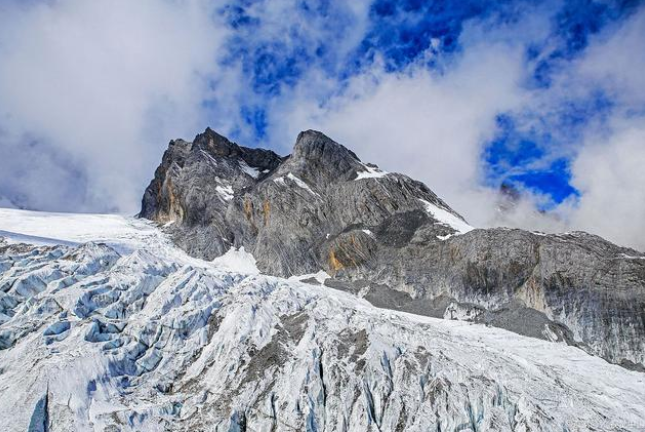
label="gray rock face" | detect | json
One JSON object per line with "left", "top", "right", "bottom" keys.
{"left": 141, "top": 128, "right": 645, "bottom": 368}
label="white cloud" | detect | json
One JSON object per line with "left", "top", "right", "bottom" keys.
{"left": 211, "top": 0, "right": 373, "bottom": 146}
{"left": 0, "top": 0, "right": 227, "bottom": 212}
{"left": 577, "top": 8, "right": 645, "bottom": 107}
{"left": 569, "top": 119, "right": 645, "bottom": 249}
{"left": 556, "top": 7, "right": 645, "bottom": 250}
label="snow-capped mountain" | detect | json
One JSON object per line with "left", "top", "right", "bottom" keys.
{"left": 140, "top": 128, "right": 645, "bottom": 370}
{"left": 1, "top": 208, "right": 644, "bottom": 431}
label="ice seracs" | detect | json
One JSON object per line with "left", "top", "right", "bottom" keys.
{"left": 0, "top": 208, "right": 644, "bottom": 431}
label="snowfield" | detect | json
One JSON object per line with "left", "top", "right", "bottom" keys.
{"left": 0, "top": 208, "right": 644, "bottom": 431}
{"left": 0, "top": 208, "right": 169, "bottom": 254}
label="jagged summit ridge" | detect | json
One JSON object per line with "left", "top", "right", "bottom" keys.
{"left": 193, "top": 127, "right": 284, "bottom": 171}
{"left": 141, "top": 127, "right": 466, "bottom": 261}
{"left": 140, "top": 128, "right": 645, "bottom": 370}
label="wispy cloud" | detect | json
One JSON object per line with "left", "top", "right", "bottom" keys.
{"left": 564, "top": 8, "right": 645, "bottom": 248}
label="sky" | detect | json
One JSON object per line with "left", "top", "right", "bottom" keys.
{"left": 0, "top": 0, "right": 644, "bottom": 250}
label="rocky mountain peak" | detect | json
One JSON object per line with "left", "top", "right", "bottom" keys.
{"left": 192, "top": 127, "right": 236, "bottom": 155}
{"left": 284, "top": 129, "right": 364, "bottom": 186}
{"left": 292, "top": 129, "right": 361, "bottom": 162}
{"left": 191, "top": 127, "right": 284, "bottom": 172}
{"left": 140, "top": 127, "right": 645, "bottom": 370}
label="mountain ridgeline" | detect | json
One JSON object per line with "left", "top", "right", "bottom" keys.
{"left": 141, "top": 128, "right": 645, "bottom": 369}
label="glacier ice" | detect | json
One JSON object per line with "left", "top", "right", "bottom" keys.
{"left": 0, "top": 209, "right": 644, "bottom": 431}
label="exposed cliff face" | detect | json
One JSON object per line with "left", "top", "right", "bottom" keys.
{"left": 141, "top": 128, "right": 645, "bottom": 368}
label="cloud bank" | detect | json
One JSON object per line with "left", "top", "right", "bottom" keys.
{"left": 0, "top": 0, "right": 227, "bottom": 211}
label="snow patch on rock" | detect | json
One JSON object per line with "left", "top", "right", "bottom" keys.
{"left": 419, "top": 199, "right": 473, "bottom": 234}
{"left": 215, "top": 185, "right": 234, "bottom": 201}
{"left": 286, "top": 173, "right": 319, "bottom": 196}
{"left": 211, "top": 246, "right": 259, "bottom": 274}
{"left": 288, "top": 270, "right": 330, "bottom": 284}
{"left": 355, "top": 164, "right": 388, "bottom": 180}
{"left": 239, "top": 160, "right": 261, "bottom": 179}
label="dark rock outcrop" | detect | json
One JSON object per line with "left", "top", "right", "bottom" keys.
{"left": 141, "top": 128, "right": 645, "bottom": 368}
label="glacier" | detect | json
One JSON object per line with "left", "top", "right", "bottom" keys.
{"left": 0, "top": 208, "right": 644, "bottom": 431}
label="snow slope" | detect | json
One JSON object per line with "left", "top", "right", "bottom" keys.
{"left": 0, "top": 209, "right": 644, "bottom": 431}
{"left": 0, "top": 208, "right": 168, "bottom": 254}
{"left": 418, "top": 198, "right": 473, "bottom": 235}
